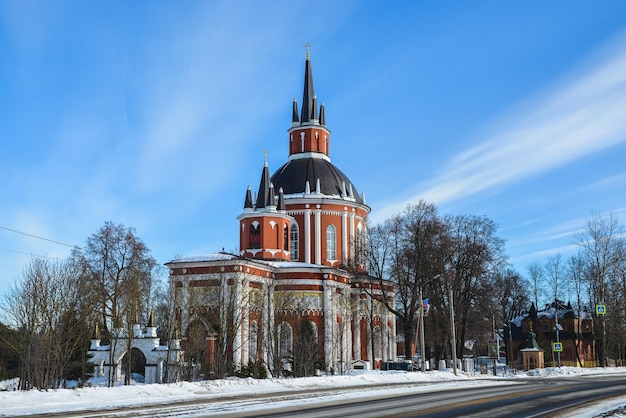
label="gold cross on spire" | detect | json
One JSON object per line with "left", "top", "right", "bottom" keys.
{"left": 305, "top": 42, "right": 311, "bottom": 59}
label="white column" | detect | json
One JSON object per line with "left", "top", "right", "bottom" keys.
{"left": 391, "top": 307, "right": 397, "bottom": 360}
{"left": 382, "top": 306, "right": 389, "bottom": 361}
{"left": 240, "top": 278, "right": 250, "bottom": 364}
{"left": 344, "top": 294, "right": 353, "bottom": 369}
{"left": 261, "top": 283, "right": 270, "bottom": 365}
{"left": 349, "top": 213, "right": 356, "bottom": 262}
{"left": 315, "top": 207, "right": 322, "bottom": 265}
{"left": 342, "top": 212, "right": 348, "bottom": 265}
{"left": 324, "top": 283, "right": 333, "bottom": 369}
{"left": 232, "top": 276, "right": 243, "bottom": 364}
{"left": 181, "top": 279, "right": 190, "bottom": 334}
{"left": 353, "top": 297, "right": 361, "bottom": 361}
{"left": 304, "top": 209, "right": 311, "bottom": 264}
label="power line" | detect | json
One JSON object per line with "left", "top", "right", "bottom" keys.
{"left": 0, "top": 226, "right": 77, "bottom": 248}
{"left": 0, "top": 247, "right": 51, "bottom": 259}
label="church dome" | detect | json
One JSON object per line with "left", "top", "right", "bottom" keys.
{"left": 271, "top": 156, "right": 364, "bottom": 204}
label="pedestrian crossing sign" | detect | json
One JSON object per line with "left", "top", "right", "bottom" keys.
{"left": 552, "top": 342, "right": 563, "bottom": 352}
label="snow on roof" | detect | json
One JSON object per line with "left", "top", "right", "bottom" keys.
{"left": 166, "top": 253, "right": 337, "bottom": 271}
{"left": 167, "top": 253, "right": 239, "bottom": 264}
{"left": 256, "top": 260, "right": 334, "bottom": 269}
{"left": 510, "top": 305, "right": 593, "bottom": 326}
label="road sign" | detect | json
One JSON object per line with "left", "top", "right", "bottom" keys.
{"left": 553, "top": 342, "right": 563, "bottom": 352}
{"left": 488, "top": 343, "right": 498, "bottom": 358}
{"left": 596, "top": 304, "right": 607, "bottom": 315}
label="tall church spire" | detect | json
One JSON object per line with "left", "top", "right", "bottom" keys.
{"left": 255, "top": 152, "right": 272, "bottom": 209}
{"left": 300, "top": 43, "right": 317, "bottom": 124}
{"left": 287, "top": 45, "right": 331, "bottom": 159}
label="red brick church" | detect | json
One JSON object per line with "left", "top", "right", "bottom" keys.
{"left": 166, "top": 51, "right": 396, "bottom": 376}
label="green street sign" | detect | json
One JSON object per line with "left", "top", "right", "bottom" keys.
{"left": 596, "top": 304, "right": 607, "bottom": 315}
{"left": 488, "top": 342, "right": 498, "bottom": 358}
{"left": 553, "top": 342, "right": 563, "bottom": 352}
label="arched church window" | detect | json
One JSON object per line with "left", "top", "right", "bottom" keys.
{"left": 278, "top": 322, "right": 293, "bottom": 358}
{"left": 290, "top": 223, "right": 299, "bottom": 260}
{"left": 283, "top": 224, "right": 289, "bottom": 250}
{"left": 355, "top": 222, "right": 366, "bottom": 266}
{"left": 249, "top": 222, "right": 260, "bottom": 249}
{"left": 326, "top": 224, "right": 336, "bottom": 260}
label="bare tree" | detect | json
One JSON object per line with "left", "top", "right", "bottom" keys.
{"left": 177, "top": 269, "right": 253, "bottom": 380}
{"left": 261, "top": 284, "right": 284, "bottom": 377}
{"left": 366, "top": 202, "right": 446, "bottom": 359}
{"left": 292, "top": 316, "right": 320, "bottom": 377}
{"left": 151, "top": 265, "right": 182, "bottom": 382}
{"left": 545, "top": 255, "right": 565, "bottom": 305}
{"left": 526, "top": 262, "right": 544, "bottom": 309}
{"left": 567, "top": 253, "right": 590, "bottom": 366}
{"left": 363, "top": 201, "right": 508, "bottom": 367}
{"left": 70, "top": 222, "right": 156, "bottom": 386}
{"left": 2, "top": 258, "right": 96, "bottom": 390}
{"left": 443, "top": 213, "right": 506, "bottom": 362}
{"left": 575, "top": 211, "right": 624, "bottom": 366}
{"left": 491, "top": 268, "right": 529, "bottom": 316}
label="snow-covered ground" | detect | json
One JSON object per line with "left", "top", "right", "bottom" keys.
{"left": 1, "top": 367, "right": 625, "bottom": 417}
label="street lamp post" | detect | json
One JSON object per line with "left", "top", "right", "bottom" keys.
{"left": 418, "top": 274, "right": 441, "bottom": 373}
{"left": 449, "top": 286, "right": 458, "bottom": 376}
{"left": 419, "top": 286, "right": 426, "bottom": 372}
{"left": 504, "top": 322, "right": 515, "bottom": 372}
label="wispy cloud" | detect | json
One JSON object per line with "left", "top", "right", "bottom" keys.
{"left": 586, "top": 172, "right": 626, "bottom": 191}
{"left": 374, "top": 33, "right": 626, "bottom": 223}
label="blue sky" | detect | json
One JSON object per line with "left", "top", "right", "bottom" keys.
{"left": 1, "top": 1, "right": 626, "bottom": 295}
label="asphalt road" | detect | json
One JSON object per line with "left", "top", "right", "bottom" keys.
{"left": 246, "top": 375, "right": 626, "bottom": 418}
{"left": 22, "top": 374, "right": 626, "bottom": 418}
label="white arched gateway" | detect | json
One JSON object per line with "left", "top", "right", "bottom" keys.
{"left": 89, "top": 314, "right": 182, "bottom": 384}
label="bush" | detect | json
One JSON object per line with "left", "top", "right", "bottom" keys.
{"left": 236, "top": 360, "right": 267, "bottom": 379}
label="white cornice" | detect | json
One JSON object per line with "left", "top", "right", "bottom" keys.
{"left": 282, "top": 197, "right": 371, "bottom": 214}
{"left": 287, "top": 152, "right": 331, "bottom": 163}
{"left": 236, "top": 211, "right": 294, "bottom": 221}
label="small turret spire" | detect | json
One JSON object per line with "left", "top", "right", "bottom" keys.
{"left": 255, "top": 154, "right": 272, "bottom": 209}
{"left": 292, "top": 99, "right": 299, "bottom": 125}
{"left": 311, "top": 96, "right": 319, "bottom": 121}
{"left": 148, "top": 308, "right": 156, "bottom": 328}
{"left": 269, "top": 182, "right": 276, "bottom": 207}
{"left": 244, "top": 185, "right": 254, "bottom": 209}
{"left": 278, "top": 187, "right": 285, "bottom": 211}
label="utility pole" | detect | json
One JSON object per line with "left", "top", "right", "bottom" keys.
{"left": 555, "top": 304, "right": 562, "bottom": 368}
{"left": 449, "top": 286, "right": 457, "bottom": 375}
{"left": 419, "top": 286, "right": 426, "bottom": 372}
{"left": 505, "top": 322, "right": 513, "bottom": 369}
{"left": 418, "top": 274, "right": 441, "bottom": 372}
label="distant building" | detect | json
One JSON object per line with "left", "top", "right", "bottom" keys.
{"left": 507, "top": 300, "right": 595, "bottom": 368}
{"left": 165, "top": 51, "right": 396, "bottom": 376}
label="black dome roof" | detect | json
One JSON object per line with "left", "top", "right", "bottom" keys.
{"left": 270, "top": 157, "right": 363, "bottom": 204}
